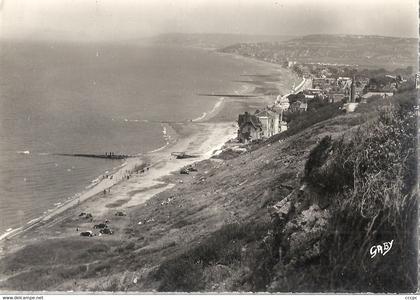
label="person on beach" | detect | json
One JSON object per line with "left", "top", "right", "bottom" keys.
{"left": 103, "top": 189, "right": 106, "bottom": 195}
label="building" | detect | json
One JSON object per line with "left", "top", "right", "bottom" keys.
{"left": 279, "top": 121, "right": 288, "bottom": 132}
{"left": 349, "top": 77, "right": 356, "bottom": 102}
{"left": 275, "top": 95, "right": 290, "bottom": 111}
{"left": 299, "top": 102, "right": 308, "bottom": 112}
{"left": 255, "top": 109, "right": 280, "bottom": 138}
{"left": 329, "top": 93, "right": 345, "bottom": 103}
{"left": 237, "top": 112, "right": 263, "bottom": 143}
{"left": 302, "top": 89, "right": 323, "bottom": 100}
{"left": 312, "top": 77, "right": 336, "bottom": 90}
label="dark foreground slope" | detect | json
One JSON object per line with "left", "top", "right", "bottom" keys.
{"left": 0, "top": 91, "right": 417, "bottom": 292}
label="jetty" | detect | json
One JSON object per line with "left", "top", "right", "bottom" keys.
{"left": 198, "top": 93, "right": 258, "bottom": 98}
{"left": 54, "top": 153, "right": 133, "bottom": 160}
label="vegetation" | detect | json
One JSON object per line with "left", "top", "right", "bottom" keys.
{"left": 267, "top": 102, "right": 344, "bottom": 143}
{"left": 154, "top": 222, "right": 275, "bottom": 292}
{"left": 0, "top": 238, "right": 116, "bottom": 290}
{"left": 167, "top": 90, "right": 418, "bottom": 293}
{"left": 300, "top": 90, "right": 417, "bottom": 292}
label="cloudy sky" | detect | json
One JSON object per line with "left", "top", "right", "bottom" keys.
{"left": 0, "top": 0, "right": 417, "bottom": 41}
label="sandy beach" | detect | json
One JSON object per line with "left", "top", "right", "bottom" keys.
{"left": 0, "top": 117, "right": 237, "bottom": 245}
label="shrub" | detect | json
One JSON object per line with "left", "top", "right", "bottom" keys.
{"left": 267, "top": 103, "right": 343, "bottom": 143}
{"left": 302, "top": 92, "right": 417, "bottom": 292}
{"left": 154, "top": 222, "right": 272, "bottom": 292}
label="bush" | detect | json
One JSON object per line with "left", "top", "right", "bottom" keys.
{"left": 302, "top": 92, "right": 417, "bottom": 292}
{"left": 267, "top": 103, "right": 343, "bottom": 143}
{"left": 154, "top": 222, "right": 272, "bottom": 292}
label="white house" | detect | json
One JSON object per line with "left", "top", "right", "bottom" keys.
{"left": 255, "top": 109, "right": 280, "bottom": 138}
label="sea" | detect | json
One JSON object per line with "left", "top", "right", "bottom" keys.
{"left": 0, "top": 40, "right": 276, "bottom": 234}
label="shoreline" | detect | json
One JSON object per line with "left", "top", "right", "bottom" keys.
{"left": 0, "top": 88, "right": 226, "bottom": 242}
{"left": 0, "top": 49, "right": 296, "bottom": 257}
{"left": 0, "top": 82, "right": 239, "bottom": 246}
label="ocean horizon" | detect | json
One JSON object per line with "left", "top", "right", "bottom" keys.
{"left": 0, "top": 40, "right": 279, "bottom": 234}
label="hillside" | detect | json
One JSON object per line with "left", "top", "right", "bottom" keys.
{"left": 142, "top": 33, "right": 295, "bottom": 49}
{"left": 1, "top": 88, "right": 416, "bottom": 292}
{"left": 220, "top": 34, "right": 418, "bottom": 70}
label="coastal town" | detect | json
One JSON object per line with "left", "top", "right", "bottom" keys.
{"left": 236, "top": 62, "right": 414, "bottom": 143}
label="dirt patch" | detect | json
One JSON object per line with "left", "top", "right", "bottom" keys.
{"left": 105, "top": 199, "right": 130, "bottom": 208}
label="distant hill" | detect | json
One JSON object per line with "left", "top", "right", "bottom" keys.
{"left": 143, "top": 33, "right": 295, "bottom": 49}
{"left": 220, "top": 34, "right": 418, "bottom": 70}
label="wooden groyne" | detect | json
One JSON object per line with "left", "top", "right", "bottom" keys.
{"left": 55, "top": 153, "right": 134, "bottom": 160}
{"left": 198, "top": 93, "right": 258, "bottom": 98}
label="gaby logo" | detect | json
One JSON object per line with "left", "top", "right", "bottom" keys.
{"left": 370, "top": 240, "right": 394, "bottom": 259}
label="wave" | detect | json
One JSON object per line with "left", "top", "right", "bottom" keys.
{"left": 145, "top": 122, "right": 174, "bottom": 154}
{"left": 121, "top": 117, "right": 149, "bottom": 123}
{"left": 0, "top": 227, "right": 22, "bottom": 241}
{"left": 193, "top": 97, "right": 224, "bottom": 122}
{"left": 27, "top": 217, "right": 41, "bottom": 225}
{"left": 38, "top": 152, "right": 51, "bottom": 156}
{"left": 17, "top": 150, "right": 30, "bottom": 155}
{"left": 192, "top": 112, "right": 207, "bottom": 122}
{"left": 148, "top": 143, "right": 169, "bottom": 154}
{"left": 85, "top": 177, "right": 101, "bottom": 189}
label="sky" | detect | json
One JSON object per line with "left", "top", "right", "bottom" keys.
{"left": 0, "top": 0, "right": 418, "bottom": 41}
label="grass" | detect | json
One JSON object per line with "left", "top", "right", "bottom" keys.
{"left": 0, "top": 238, "right": 118, "bottom": 290}
{"left": 3, "top": 265, "right": 88, "bottom": 291}
{"left": 153, "top": 221, "right": 274, "bottom": 292}
{"left": 298, "top": 90, "right": 418, "bottom": 292}
{"left": 0, "top": 238, "right": 113, "bottom": 274}
{"left": 267, "top": 103, "right": 344, "bottom": 143}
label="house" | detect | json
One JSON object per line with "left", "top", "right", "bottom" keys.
{"left": 275, "top": 95, "right": 290, "bottom": 111}
{"left": 299, "top": 102, "right": 308, "bottom": 112}
{"left": 415, "top": 73, "right": 420, "bottom": 89}
{"left": 302, "top": 89, "right": 323, "bottom": 100}
{"left": 289, "top": 100, "right": 308, "bottom": 112}
{"left": 345, "top": 78, "right": 356, "bottom": 103}
{"left": 255, "top": 109, "right": 280, "bottom": 138}
{"left": 279, "top": 121, "right": 288, "bottom": 132}
{"left": 312, "top": 77, "right": 336, "bottom": 90}
{"left": 237, "top": 112, "right": 263, "bottom": 143}
{"left": 329, "top": 93, "right": 345, "bottom": 103}
{"left": 290, "top": 100, "right": 302, "bottom": 112}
